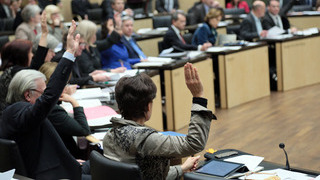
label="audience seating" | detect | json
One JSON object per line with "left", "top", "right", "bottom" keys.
{"left": 0, "top": 138, "right": 27, "bottom": 176}
{"left": 90, "top": 150, "right": 143, "bottom": 180}
{"left": 152, "top": 15, "right": 172, "bottom": 29}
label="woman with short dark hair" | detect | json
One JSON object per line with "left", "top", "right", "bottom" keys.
{"left": 103, "top": 63, "right": 216, "bottom": 179}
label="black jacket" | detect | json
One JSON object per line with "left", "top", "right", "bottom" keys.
{"left": 239, "top": 13, "right": 260, "bottom": 41}
{"left": 162, "top": 26, "right": 197, "bottom": 51}
{"left": 0, "top": 56, "right": 81, "bottom": 179}
{"left": 262, "top": 12, "right": 291, "bottom": 33}
{"left": 156, "top": 0, "right": 179, "bottom": 13}
{"left": 188, "top": 3, "right": 206, "bottom": 25}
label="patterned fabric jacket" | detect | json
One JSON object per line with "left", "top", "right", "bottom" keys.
{"left": 103, "top": 103, "right": 215, "bottom": 180}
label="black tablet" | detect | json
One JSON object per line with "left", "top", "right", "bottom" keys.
{"left": 196, "top": 159, "right": 244, "bottom": 177}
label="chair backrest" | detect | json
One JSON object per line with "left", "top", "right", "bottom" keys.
{"left": 182, "top": 33, "right": 193, "bottom": 44}
{"left": 0, "top": 36, "right": 9, "bottom": 50}
{"left": 224, "top": 8, "right": 246, "bottom": 15}
{"left": 90, "top": 150, "right": 143, "bottom": 180}
{"left": 152, "top": 15, "right": 172, "bottom": 29}
{"left": 87, "top": 8, "right": 103, "bottom": 23}
{"left": 292, "top": 5, "right": 313, "bottom": 12}
{"left": 158, "top": 41, "right": 164, "bottom": 54}
{"left": 0, "top": 138, "right": 27, "bottom": 176}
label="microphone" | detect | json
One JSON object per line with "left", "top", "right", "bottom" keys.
{"left": 279, "top": 143, "right": 291, "bottom": 170}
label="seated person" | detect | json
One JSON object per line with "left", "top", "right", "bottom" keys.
{"left": 0, "top": 21, "right": 90, "bottom": 179}
{"left": 262, "top": 0, "right": 297, "bottom": 34}
{"left": 239, "top": 0, "right": 268, "bottom": 41}
{"left": 15, "top": 4, "right": 41, "bottom": 43}
{"left": 226, "top": 0, "right": 250, "bottom": 13}
{"left": 44, "top": 5, "right": 68, "bottom": 43}
{"left": 188, "top": 0, "right": 220, "bottom": 25}
{"left": 162, "top": 11, "right": 212, "bottom": 51}
{"left": 34, "top": 33, "right": 60, "bottom": 62}
{"left": 101, "top": 0, "right": 133, "bottom": 21}
{"left": 192, "top": 8, "right": 223, "bottom": 46}
{"left": 103, "top": 63, "right": 216, "bottom": 179}
{"left": 0, "top": 11, "right": 48, "bottom": 117}
{"left": 101, "top": 16, "right": 145, "bottom": 69}
{"left": 76, "top": 20, "right": 126, "bottom": 77}
{"left": 156, "top": 0, "right": 179, "bottom": 13}
{"left": 71, "top": 0, "right": 93, "bottom": 20}
{"left": 39, "top": 62, "right": 91, "bottom": 159}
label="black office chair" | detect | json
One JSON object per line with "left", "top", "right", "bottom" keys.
{"left": 224, "top": 8, "right": 246, "bottom": 15}
{"left": 87, "top": 8, "right": 103, "bottom": 23}
{"left": 152, "top": 15, "right": 172, "bottom": 29}
{"left": 226, "top": 24, "right": 241, "bottom": 38}
{"left": 292, "top": 5, "right": 313, "bottom": 11}
{"left": 0, "top": 138, "right": 27, "bottom": 176}
{"left": 90, "top": 150, "right": 143, "bottom": 180}
{"left": 158, "top": 41, "right": 164, "bottom": 54}
{"left": 183, "top": 33, "right": 193, "bottom": 44}
{"left": 0, "top": 35, "right": 9, "bottom": 50}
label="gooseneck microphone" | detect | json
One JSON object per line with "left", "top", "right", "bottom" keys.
{"left": 279, "top": 143, "right": 291, "bottom": 170}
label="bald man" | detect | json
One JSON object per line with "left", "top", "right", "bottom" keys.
{"left": 240, "top": 0, "right": 268, "bottom": 41}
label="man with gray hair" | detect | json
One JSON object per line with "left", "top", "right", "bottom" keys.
{"left": 15, "top": 4, "right": 41, "bottom": 42}
{"left": 240, "top": 0, "right": 268, "bottom": 41}
{"left": 0, "top": 21, "right": 90, "bottom": 179}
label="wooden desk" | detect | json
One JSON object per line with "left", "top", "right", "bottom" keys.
{"left": 288, "top": 14, "right": 320, "bottom": 29}
{"left": 208, "top": 43, "right": 270, "bottom": 108}
{"left": 136, "top": 55, "right": 215, "bottom": 131}
{"left": 265, "top": 34, "right": 320, "bottom": 91}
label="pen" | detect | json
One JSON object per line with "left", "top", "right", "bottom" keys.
{"left": 118, "top": 59, "right": 124, "bottom": 67}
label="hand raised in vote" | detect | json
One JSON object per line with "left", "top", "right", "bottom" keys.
{"left": 66, "top": 20, "right": 80, "bottom": 55}
{"left": 184, "top": 63, "right": 203, "bottom": 98}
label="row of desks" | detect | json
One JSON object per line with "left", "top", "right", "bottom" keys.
{"left": 142, "top": 33, "right": 320, "bottom": 131}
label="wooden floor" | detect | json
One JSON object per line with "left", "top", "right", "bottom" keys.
{"left": 177, "top": 83, "right": 320, "bottom": 172}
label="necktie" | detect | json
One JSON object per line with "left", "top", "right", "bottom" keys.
{"left": 180, "top": 33, "right": 186, "bottom": 44}
{"left": 129, "top": 39, "right": 147, "bottom": 59}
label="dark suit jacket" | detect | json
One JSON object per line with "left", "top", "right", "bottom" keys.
{"left": 262, "top": 12, "right": 291, "bottom": 33}
{"left": 0, "top": 57, "right": 82, "bottom": 179}
{"left": 162, "top": 26, "right": 197, "bottom": 51}
{"left": 71, "top": 0, "right": 92, "bottom": 19}
{"left": 120, "top": 36, "right": 142, "bottom": 59}
{"left": 0, "top": 4, "right": 11, "bottom": 19}
{"left": 156, "top": 0, "right": 179, "bottom": 13}
{"left": 188, "top": 3, "right": 206, "bottom": 25}
{"left": 239, "top": 13, "right": 260, "bottom": 41}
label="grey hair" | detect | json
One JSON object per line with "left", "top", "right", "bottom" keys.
{"left": 21, "top": 4, "right": 41, "bottom": 22}
{"left": 171, "top": 11, "right": 186, "bottom": 21}
{"left": 6, "top": 69, "right": 46, "bottom": 104}
{"left": 121, "top": 16, "right": 134, "bottom": 23}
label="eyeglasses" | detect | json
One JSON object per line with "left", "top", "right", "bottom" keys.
{"left": 30, "top": 89, "right": 44, "bottom": 95}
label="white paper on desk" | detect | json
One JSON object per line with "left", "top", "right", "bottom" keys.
{"left": 206, "top": 46, "right": 242, "bottom": 52}
{"left": 187, "top": 51, "right": 204, "bottom": 59}
{"left": 0, "top": 169, "right": 15, "bottom": 180}
{"left": 239, "top": 168, "right": 312, "bottom": 180}
{"left": 148, "top": 57, "right": 173, "bottom": 63}
{"left": 91, "top": 132, "right": 107, "bottom": 140}
{"left": 72, "top": 88, "right": 110, "bottom": 100}
{"left": 103, "top": 72, "right": 121, "bottom": 81}
{"left": 88, "top": 114, "right": 121, "bottom": 127}
{"left": 267, "top": 26, "right": 285, "bottom": 38}
{"left": 303, "top": 11, "right": 320, "bottom": 15}
{"left": 159, "top": 47, "right": 174, "bottom": 56}
{"left": 266, "top": 34, "right": 294, "bottom": 40}
{"left": 61, "top": 99, "right": 102, "bottom": 112}
{"left": 295, "top": 27, "right": 319, "bottom": 36}
{"left": 137, "top": 28, "right": 152, "bottom": 34}
{"left": 134, "top": 62, "right": 165, "bottom": 67}
{"left": 224, "top": 155, "right": 264, "bottom": 171}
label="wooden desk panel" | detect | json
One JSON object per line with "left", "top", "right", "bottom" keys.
{"left": 288, "top": 16, "right": 320, "bottom": 29}
{"left": 134, "top": 18, "right": 153, "bottom": 30}
{"left": 137, "top": 37, "right": 163, "bottom": 57}
{"left": 219, "top": 46, "right": 270, "bottom": 108}
{"left": 165, "top": 58, "right": 215, "bottom": 130}
{"left": 276, "top": 35, "right": 320, "bottom": 91}
{"left": 145, "top": 74, "right": 164, "bottom": 131}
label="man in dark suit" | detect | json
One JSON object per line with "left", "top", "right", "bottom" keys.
{"left": 188, "top": 0, "right": 220, "bottom": 25}
{"left": 156, "top": 0, "right": 179, "bottom": 13}
{"left": 0, "top": 0, "right": 12, "bottom": 18}
{"left": 262, "top": 0, "right": 297, "bottom": 34}
{"left": 0, "top": 21, "right": 90, "bottom": 179}
{"left": 162, "top": 12, "right": 211, "bottom": 51}
{"left": 120, "top": 16, "right": 147, "bottom": 60}
{"left": 239, "top": 0, "right": 268, "bottom": 41}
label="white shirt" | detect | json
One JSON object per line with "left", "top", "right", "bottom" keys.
{"left": 171, "top": 25, "right": 202, "bottom": 51}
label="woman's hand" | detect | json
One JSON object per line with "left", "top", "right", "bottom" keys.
{"left": 39, "top": 11, "right": 48, "bottom": 47}
{"left": 184, "top": 63, "right": 204, "bottom": 98}
{"left": 66, "top": 20, "right": 80, "bottom": 55}
{"left": 181, "top": 155, "right": 201, "bottom": 173}
{"left": 110, "top": 67, "right": 126, "bottom": 73}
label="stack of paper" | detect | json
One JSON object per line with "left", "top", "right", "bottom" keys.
{"left": 224, "top": 155, "right": 264, "bottom": 171}
{"left": 148, "top": 57, "right": 173, "bottom": 63}
{"left": 295, "top": 28, "right": 319, "bottom": 36}
{"left": 103, "top": 69, "right": 142, "bottom": 81}
{"left": 267, "top": 26, "right": 286, "bottom": 38}
{"left": 72, "top": 88, "right": 110, "bottom": 101}
{"left": 83, "top": 106, "right": 121, "bottom": 127}
{"left": 239, "top": 168, "right": 314, "bottom": 180}
{"left": 206, "top": 46, "right": 242, "bottom": 53}
{"left": 61, "top": 99, "right": 102, "bottom": 112}
{"left": 134, "top": 58, "right": 174, "bottom": 67}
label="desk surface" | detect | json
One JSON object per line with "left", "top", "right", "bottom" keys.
{"left": 262, "top": 33, "right": 320, "bottom": 43}
{"left": 206, "top": 42, "right": 267, "bottom": 55}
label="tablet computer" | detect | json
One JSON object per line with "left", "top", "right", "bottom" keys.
{"left": 196, "top": 159, "right": 244, "bottom": 177}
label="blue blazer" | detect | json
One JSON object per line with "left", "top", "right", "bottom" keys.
{"left": 100, "top": 43, "right": 140, "bottom": 70}
{"left": 192, "top": 23, "right": 217, "bottom": 46}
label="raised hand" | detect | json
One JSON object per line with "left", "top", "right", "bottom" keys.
{"left": 41, "top": 11, "right": 48, "bottom": 35}
{"left": 184, "top": 63, "right": 204, "bottom": 97}
{"left": 66, "top": 20, "right": 80, "bottom": 55}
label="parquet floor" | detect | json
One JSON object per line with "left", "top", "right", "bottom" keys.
{"left": 177, "top": 83, "right": 320, "bottom": 172}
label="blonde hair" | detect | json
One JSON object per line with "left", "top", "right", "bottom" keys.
{"left": 44, "top": 5, "right": 64, "bottom": 25}
{"left": 39, "top": 62, "right": 58, "bottom": 84}
{"left": 77, "top": 20, "right": 97, "bottom": 47}
{"left": 204, "top": 8, "right": 223, "bottom": 22}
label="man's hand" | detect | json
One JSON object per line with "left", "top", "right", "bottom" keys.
{"left": 290, "top": 27, "right": 298, "bottom": 34}
{"left": 200, "top": 42, "right": 212, "bottom": 51}
{"left": 110, "top": 67, "right": 126, "bottom": 73}
{"left": 184, "top": 63, "right": 203, "bottom": 97}
{"left": 66, "top": 20, "right": 80, "bottom": 55}
{"left": 181, "top": 155, "right": 201, "bottom": 173}
{"left": 92, "top": 73, "right": 110, "bottom": 82}
{"left": 107, "top": 18, "right": 114, "bottom": 34}
{"left": 260, "top": 30, "right": 268, "bottom": 38}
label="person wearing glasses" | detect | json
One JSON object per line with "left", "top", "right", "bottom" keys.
{"left": 192, "top": 8, "right": 223, "bottom": 46}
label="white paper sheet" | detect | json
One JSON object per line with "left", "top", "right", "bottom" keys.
{"left": 147, "top": 57, "right": 173, "bottom": 63}
{"left": 88, "top": 114, "right": 121, "bottom": 127}
{"left": 206, "top": 46, "right": 242, "bottom": 53}
{"left": 239, "top": 168, "right": 313, "bottom": 180}
{"left": 91, "top": 132, "right": 107, "bottom": 140}
{"left": 72, "top": 88, "right": 110, "bottom": 101}
{"left": 267, "top": 26, "right": 286, "bottom": 38}
{"left": 61, "top": 99, "right": 102, "bottom": 112}
{"left": 224, "top": 155, "right": 264, "bottom": 171}
{"left": 0, "top": 169, "right": 15, "bottom": 180}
